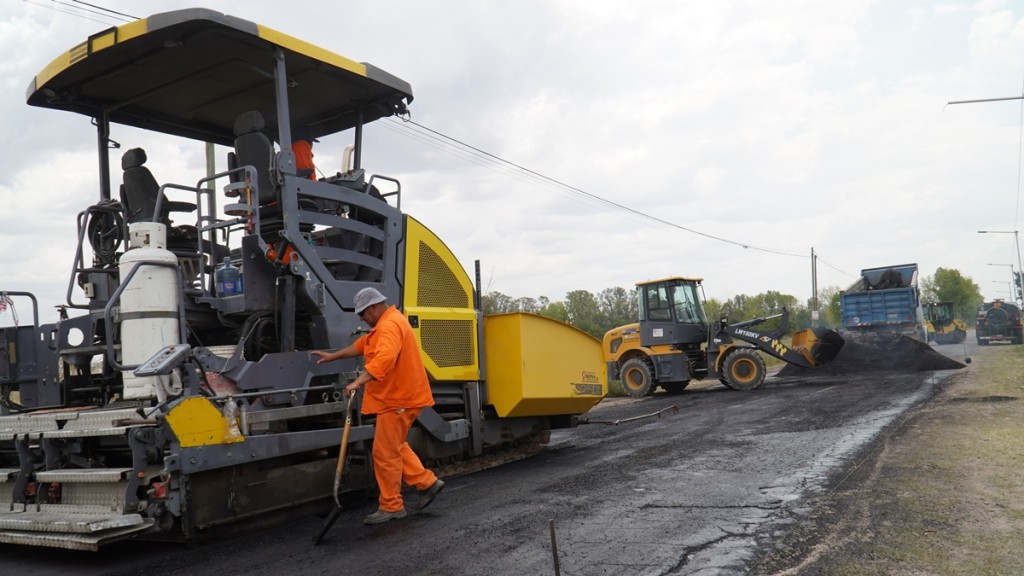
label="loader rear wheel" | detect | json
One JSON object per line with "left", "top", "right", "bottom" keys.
{"left": 721, "top": 349, "right": 766, "bottom": 391}
{"left": 619, "top": 358, "right": 655, "bottom": 398}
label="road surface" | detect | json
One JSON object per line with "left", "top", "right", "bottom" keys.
{"left": 1, "top": 342, "right": 971, "bottom": 575}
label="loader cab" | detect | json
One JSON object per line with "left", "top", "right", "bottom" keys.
{"left": 636, "top": 277, "right": 708, "bottom": 349}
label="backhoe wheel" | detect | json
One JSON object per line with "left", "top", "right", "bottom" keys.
{"left": 953, "top": 328, "right": 966, "bottom": 344}
{"left": 619, "top": 358, "right": 655, "bottom": 398}
{"left": 721, "top": 349, "right": 766, "bottom": 391}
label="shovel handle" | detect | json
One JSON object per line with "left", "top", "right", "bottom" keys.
{"left": 332, "top": 389, "right": 357, "bottom": 506}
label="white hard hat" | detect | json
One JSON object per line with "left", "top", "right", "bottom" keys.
{"left": 354, "top": 287, "right": 387, "bottom": 314}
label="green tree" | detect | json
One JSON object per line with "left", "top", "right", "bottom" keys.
{"left": 537, "top": 296, "right": 569, "bottom": 323}
{"left": 810, "top": 285, "right": 842, "bottom": 328}
{"left": 597, "top": 286, "right": 637, "bottom": 329}
{"left": 704, "top": 297, "right": 724, "bottom": 324}
{"left": 920, "top": 268, "right": 983, "bottom": 327}
{"left": 481, "top": 291, "right": 514, "bottom": 315}
{"left": 563, "top": 290, "right": 605, "bottom": 338}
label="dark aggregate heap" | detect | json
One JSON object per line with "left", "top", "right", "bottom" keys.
{"left": 778, "top": 332, "right": 965, "bottom": 377}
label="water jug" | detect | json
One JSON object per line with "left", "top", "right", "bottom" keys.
{"left": 215, "top": 257, "right": 243, "bottom": 296}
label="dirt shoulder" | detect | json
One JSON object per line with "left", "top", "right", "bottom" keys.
{"left": 752, "top": 343, "right": 1024, "bottom": 575}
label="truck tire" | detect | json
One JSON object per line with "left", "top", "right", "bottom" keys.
{"left": 720, "top": 349, "right": 766, "bottom": 391}
{"left": 619, "top": 358, "right": 655, "bottom": 398}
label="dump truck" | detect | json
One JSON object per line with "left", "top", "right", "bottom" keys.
{"left": 839, "top": 264, "right": 927, "bottom": 342}
{"left": 0, "top": 9, "right": 605, "bottom": 550}
{"left": 923, "top": 301, "right": 968, "bottom": 344}
{"left": 602, "top": 277, "right": 845, "bottom": 398}
{"left": 975, "top": 300, "right": 1023, "bottom": 345}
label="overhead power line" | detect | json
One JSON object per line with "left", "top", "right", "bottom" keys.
{"left": 21, "top": 0, "right": 135, "bottom": 25}
{"left": 387, "top": 117, "right": 810, "bottom": 258}
{"left": 71, "top": 0, "right": 136, "bottom": 20}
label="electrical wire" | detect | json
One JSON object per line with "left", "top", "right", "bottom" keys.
{"left": 386, "top": 117, "right": 810, "bottom": 258}
{"left": 71, "top": 0, "right": 136, "bottom": 20}
{"left": 21, "top": 0, "right": 119, "bottom": 25}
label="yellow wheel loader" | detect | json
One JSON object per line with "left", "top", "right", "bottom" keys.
{"left": 603, "top": 277, "right": 844, "bottom": 398}
{"left": 923, "top": 301, "right": 967, "bottom": 345}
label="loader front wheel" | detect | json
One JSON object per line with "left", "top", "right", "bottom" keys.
{"left": 721, "top": 349, "right": 766, "bottom": 391}
{"left": 619, "top": 358, "right": 655, "bottom": 398}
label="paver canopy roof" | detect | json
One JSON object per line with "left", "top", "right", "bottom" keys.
{"left": 26, "top": 8, "right": 414, "bottom": 146}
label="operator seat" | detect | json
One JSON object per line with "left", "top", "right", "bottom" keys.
{"left": 232, "top": 110, "right": 276, "bottom": 205}
{"left": 120, "top": 148, "right": 196, "bottom": 226}
{"left": 120, "top": 148, "right": 205, "bottom": 284}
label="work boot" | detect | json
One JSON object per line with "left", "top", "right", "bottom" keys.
{"left": 415, "top": 479, "right": 445, "bottom": 511}
{"left": 363, "top": 509, "right": 406, "bottom": 524}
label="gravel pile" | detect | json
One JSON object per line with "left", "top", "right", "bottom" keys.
{"left": 779, "top": 332, "right": 966, "bottom": 376}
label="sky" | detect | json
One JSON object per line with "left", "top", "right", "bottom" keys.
{"left": 2, "top": 0, "right": 1024, "bottom": 325}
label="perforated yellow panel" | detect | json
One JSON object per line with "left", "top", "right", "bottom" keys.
{"left": 420, "top": 319, "right": 475, "bottom": 367}
{"left": 417, "top": 243, "right": 470, "bottom": 308}
{"left": 403, "top": 216, "right": 479, "bottom": 381}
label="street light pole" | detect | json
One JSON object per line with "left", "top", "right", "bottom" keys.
{"left": 987, "top": 263, "right": 1016, "bottom": 303}
{"left": 978, "top": 230, "right": 1024, "bottom": 305}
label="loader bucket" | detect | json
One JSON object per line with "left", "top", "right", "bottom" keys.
{"left": 791, "top": 327, "right": 846, "bottom": 367}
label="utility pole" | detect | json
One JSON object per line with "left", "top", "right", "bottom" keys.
{"left": 811, "top": 247, "right": 819, "bottom": 327}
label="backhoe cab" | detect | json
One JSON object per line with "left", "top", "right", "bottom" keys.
{"left": 603, "top": 277, "right": 844, "bottom": 398}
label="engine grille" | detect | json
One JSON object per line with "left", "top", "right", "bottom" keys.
{"left": 417, "top": 242, "right": 469, "bottom": 308}
{"left": 420, "top": 319, "right": 474, "bottom": 367}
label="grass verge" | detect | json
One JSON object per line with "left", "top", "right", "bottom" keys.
{"left": 761, "top": 344, "right": 1024, "bottom": 575}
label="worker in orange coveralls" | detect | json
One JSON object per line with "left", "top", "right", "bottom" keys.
{"left": 291, "top": 138, "right": 316, "bottom": 180}
{"left": 312, "top": 287, "right": 445, "bottom": 524}
{"left": 290, "top": 126, "right": 317, "bottom": 180}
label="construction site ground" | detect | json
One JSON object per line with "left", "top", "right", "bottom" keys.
{"left": 754, "top": 334, "right": 1024, "bottom": 575}
{"left": 3, "top": 333, "right": 1020, "bottom": 575}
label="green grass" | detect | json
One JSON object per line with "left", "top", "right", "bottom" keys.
{"left": 799, "top": 344, "right": 1024, "bottom": 575}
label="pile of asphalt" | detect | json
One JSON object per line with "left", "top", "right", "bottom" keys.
{"left": 778, "top": 332, "right": 966, "bottom": 376}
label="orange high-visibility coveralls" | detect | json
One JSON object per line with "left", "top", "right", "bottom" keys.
{"left": 291, "top": 139, "right": 316, "bottom": 180}
{"left": 355, "top": 305, "right": 438, "bottom": 512}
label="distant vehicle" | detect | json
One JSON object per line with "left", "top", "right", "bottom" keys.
{"left": 975, "top": 300, "right": 1023, "bottom": 345}
{"left": 923, "top": 301, "right": 968, "bottom": 344}
{"left": 840, "top": 263, "right": 927, "bottom": 343}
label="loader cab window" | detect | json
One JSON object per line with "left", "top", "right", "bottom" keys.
{"left": 642, "top": 285, "right": 673, "bottom": 321}
{"left": 671, "top": 283, "right": 706, "bottom": 324}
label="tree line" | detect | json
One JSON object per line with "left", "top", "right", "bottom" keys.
{"left": 482, "top": 267, "right": 984, "bottom": 339}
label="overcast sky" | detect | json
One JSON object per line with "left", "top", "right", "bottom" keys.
{"left": 3, "top": 0, "right": 1024, "bottom": 325}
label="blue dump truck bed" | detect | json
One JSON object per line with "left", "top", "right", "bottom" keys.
{"left": 841, "top": 289, "right": 918, "bottom": 327}
{"left": 839, "top": 263, "right": 926, "bottom": 341}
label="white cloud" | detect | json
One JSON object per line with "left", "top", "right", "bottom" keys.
{"left": 2, "top": 0, "right": 1024, "bottom": 327}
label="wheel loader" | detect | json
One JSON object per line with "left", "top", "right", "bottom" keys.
{"left": 922, "top": 301, "right": 968, "bottom": 345}
{"left": 0, "top": 9, "right": 605, "bottom": 550}
{"left": 603, "top": 277, "right": 844, "bottom": 398}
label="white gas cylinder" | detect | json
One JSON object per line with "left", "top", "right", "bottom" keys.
{"left": 118, "top": 222, "right": 181, "bottom": 400}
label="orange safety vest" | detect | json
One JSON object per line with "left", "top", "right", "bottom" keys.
{"left": 354, "top": 306, "right": 434, "bottom": 414}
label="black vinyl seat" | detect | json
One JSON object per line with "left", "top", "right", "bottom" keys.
{"left": 232, "top": 111, "right": 276, "bottom": 205}
{"left": 120, "top": 148, "right": 196, "bottom": 226}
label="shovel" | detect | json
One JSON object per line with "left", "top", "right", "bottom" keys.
{"left": 313, "top": 389, "right": 356, "bottom": 545}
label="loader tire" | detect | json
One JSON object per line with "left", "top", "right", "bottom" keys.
{"left": 721, "top": 349, "right": 766, "bottom": 391}
{"left": 619, "top": 358, "right": 655, "bottom": 398}
{"left": 952, "top": 328, "right": 966, "bottom": 344}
